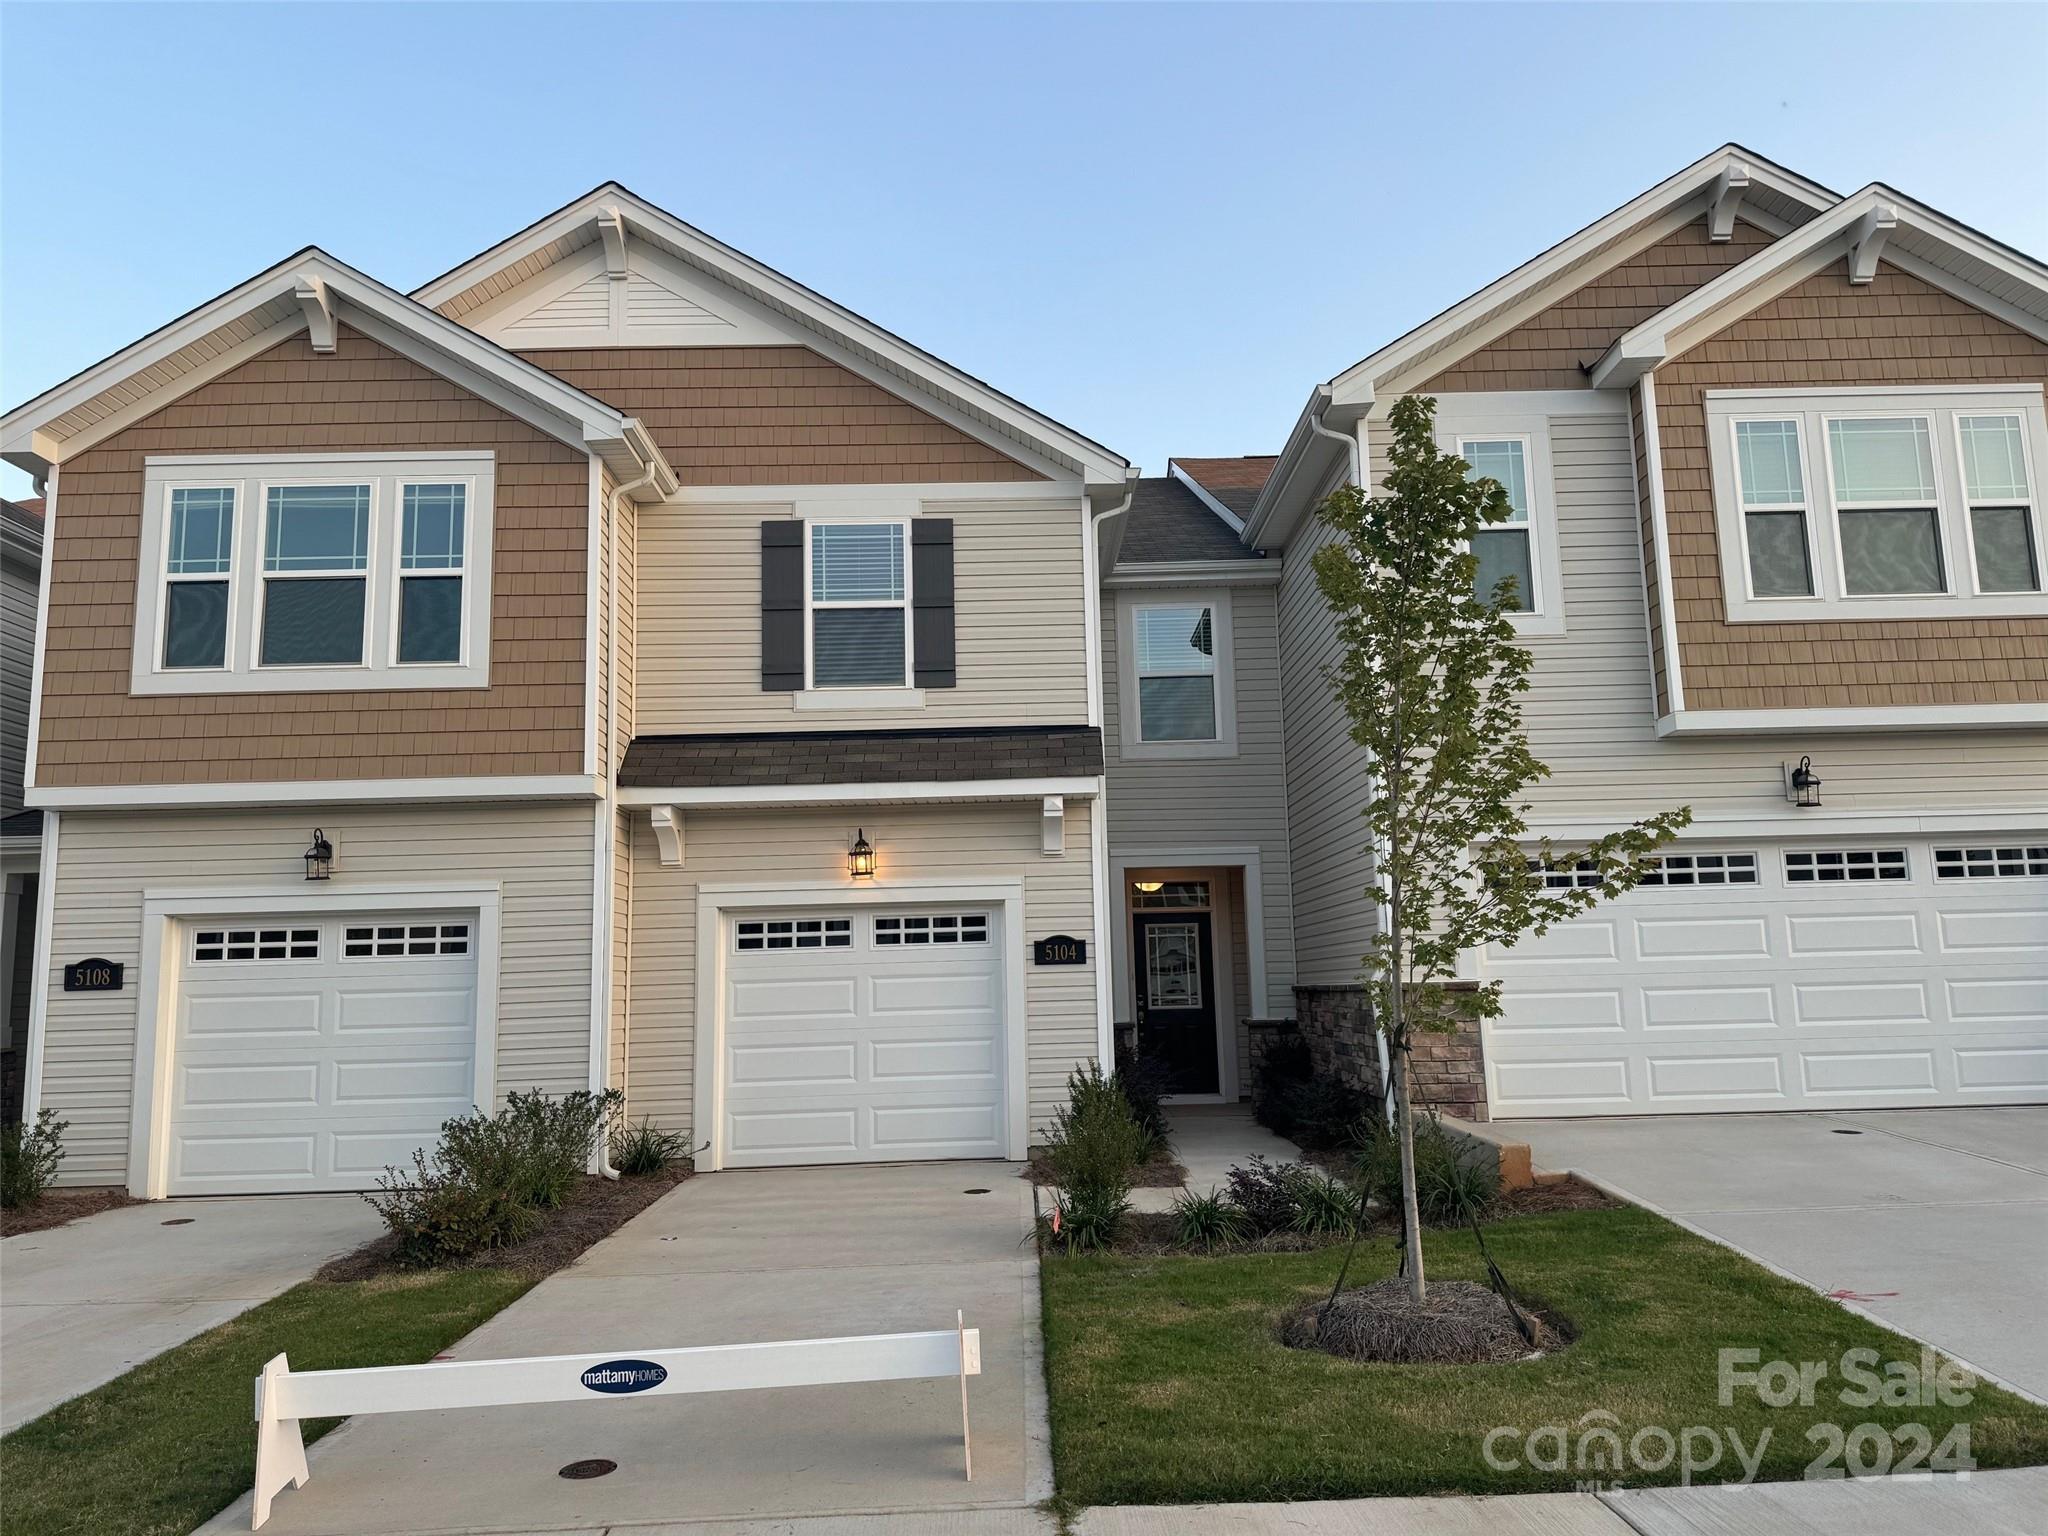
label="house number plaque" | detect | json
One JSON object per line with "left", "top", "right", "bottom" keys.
{"left": 1033, "top": 935, "right": 1087, "bottom": 966}
{"left": 63, "top": 958, "right": 125, "bottom": 993}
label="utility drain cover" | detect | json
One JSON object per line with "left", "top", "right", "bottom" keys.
{"left": 559, "top": 1459, "right": 617, "bottom": 1480}
{"left": 1832, "top": 1129, "right": 1865, "bottom": 1136}
{"left": 963, "top": 1188, "right": 991, "bottom": 1195}
{"left": 161, "top": 1218, "right": 195, "bottom": 1226}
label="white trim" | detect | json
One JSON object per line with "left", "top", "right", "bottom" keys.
{"left": 20, "top": 810, "right": 57, "bottom": 1119}
{"left": 617, "top": 777, "right": 1102, "bottom": 809}
{"left": 690, "top": 878, "right": 1030, "bottom": 1171}
{"left": 23, "top": 463, "right": 55, "bottom": 793}
{"left": 794, "top": 687, "right": 926, "bottom": 712}
{"left": 1704, "top": 387, "right": 2048, "bottom": 621}
{"left": 674, "top": 481, "right": 1085, "bottom": 507}
{"left": 588, "top": 799, "right": 612, "bottom": 1125}
{"left": 1656, "top": 703, "right": 2048, "bottom": 735}
{"left": 1639, "top": 374, "right": 1687, "bottom": 713}
{"left": 124, "top": 880, "right": 503, "bottom": 1198}
{"left": 1104, "top": 561, "right": 1280, "bottom": 588}
{"left": 410, "top": 186, "right": 1128, "bottom": 488}
{"left": 1165, "top": 463, "right": 1248, "bottom": 534}
{"left": 29, "top": 775, "right": 601, "bottom": 810}
{"left": 1531, "top": 808, "right": 2048, "bottom": 840}
{"left": 130, "top": 453, "right": 497, "bottom": 694}
{"left": 1115, "top": 589, "right": 1239, "bottom": 760}
{"left": 583, "top": 458, "right": 602, "bottom": 778}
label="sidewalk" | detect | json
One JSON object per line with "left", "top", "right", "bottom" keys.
{"left": 1129, "top": 1103, "right": 1305, "bottom": 1214}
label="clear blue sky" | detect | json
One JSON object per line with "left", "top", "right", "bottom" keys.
{"left": 4, "top": 2, "right": 2044, "bottom": 498}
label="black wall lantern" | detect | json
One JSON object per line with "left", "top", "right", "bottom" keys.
{"left": 1787, "top": 757, "right": 1823, "bottom": 809}
{"left": 304, "top": 828, "right": 334, "bottom": 881}
{"left": 848, "top": 829, "right": 876, "bottom": 880}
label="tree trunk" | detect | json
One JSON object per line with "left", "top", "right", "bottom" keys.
{"left": 1394, "top": 1040, "right": 1425, "bottom": 1304}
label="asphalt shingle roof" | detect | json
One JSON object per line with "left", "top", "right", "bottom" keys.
{"left": 619, "top": 725, "right": 1103, "bottom": 788}
{"left": 1117, "top": 477, "right": 1263, "bottom": 565}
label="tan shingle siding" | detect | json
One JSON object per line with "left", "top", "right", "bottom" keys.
{"left": 1654, "top": 260, "right": 2048, "bottom": 710}
{"left": 1420, "top": 219, "right": 1777, "bottom": 395}
{"left": 37, "top": 328, "right": 589, "bottom": 786}
{"left": 526, "top": 346, "right": 1045, "bottom": 485}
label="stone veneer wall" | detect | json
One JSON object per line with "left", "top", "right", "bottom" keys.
{"left": 1290, "top": 984, "right": 1491, "bottom": 1122}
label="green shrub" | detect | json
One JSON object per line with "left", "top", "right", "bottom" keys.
{"left": 1223, "top": 1154, "right": 1312, "bottom": 1236}
{"left": 1354, "top": 1112, "right": 1499, "bottom": 1226}
{"left": 439, "top": 1088, "right": 623, "bottom": 1211}
{"left": 1289, "top": 1170, "right": 1363, "bottom": 1236}
{"left": 1, "top": 1109, "right": 67, "bottom": 1209}
{"left": 1170, "top": 1186, "right": 1245, "bottom": 1251}
{"left": 611, "top": 1117, "right": 693, "bottom": 1177}
{"left": 1043, "top": 1064, "right": 1150, "bottom": 1192}
{"left": 1043, "top": 1182, "right": 1130, "bottom": 1254}
{"left": 365, "top": 1149, "right": 538, "bottom": 1268}
{"left": 1257, "top": 1073, "right": 1370, "bottom": 1150}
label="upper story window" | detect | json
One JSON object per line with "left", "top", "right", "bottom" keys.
{"left": 1707, "top": 387, "right": 2047, "bottom": 623}
{"left": 808, "top": 521, "right": 909, "bottom": 689}
{"left": 1437, "top": 408, "right": 1565, "bottom": 638}
{"left": 1460, "top": 437, "right": 1536, "bottom": 612}
{"left": 132, "top": 453, "right": 493, "bottom": 695}
{"left": 1114, "top": 589, "right": 1238, "bottom": 760}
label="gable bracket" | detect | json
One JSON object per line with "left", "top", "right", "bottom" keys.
{"left": 293, "top": 276, "right": 337, "bottom": 354}
{"left": 598, "top": 208, "right": 628, "bottom": 282}
{"left": 1847, "top": 204, "right": 1899, "bottom": 285}
{"left": 1707, "top": 164, "right": 1752, "bottom": 243}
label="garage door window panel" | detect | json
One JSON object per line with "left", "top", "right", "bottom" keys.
{"left": 875, "top": 913, "right": 989, "bottom": 945}
{"left": 344, "top": 921, "right": 471, "bottom": 958}
{"left": 192, "top": 926, "right": 320, "bottom": 962}
{"left": 1636, "top": 852, "right": 1759, "bottom": 888}
{"left": 735, "top": 917, "right": 853, "bottom": 952}
{"left": 1786, "top": 849, "right": 1909, "bottom": 882}
{"left": 1935, "top": 846, "right": 2048, "bottom": 879}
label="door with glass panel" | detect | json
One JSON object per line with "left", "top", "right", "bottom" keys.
{"left": 1133, "top": 910, "right": 1219, "bottom": 1095}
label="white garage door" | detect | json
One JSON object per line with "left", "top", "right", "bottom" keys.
{"left": 1484, "top": 840, "right": 2048, "bottom": 1117}
{"left": 722, "top": 907, "right": 1006, "bottom": 1167}
{"left": 168, "top": 914, "right": 478, "bottom": 1194}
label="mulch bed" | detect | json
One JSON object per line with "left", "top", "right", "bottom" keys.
{"left": 1281, "top": 1277, "right": 1569, "bottom": 1364}
{"left": 1023, "top": 1147, "right": 1190, "bottom": 1189}
{"left": 2, "top": 1188, "right": 145, "bottom": 1237}
{"left": 316, "top": 1166, "right": 692, "bottom": 1283}
{"left": 1499, "top": 1175, "right": 1621, "bottom": 1215}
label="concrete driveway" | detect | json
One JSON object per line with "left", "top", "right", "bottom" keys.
{"left": 1, "top": 1194, "right": 383, "bottom": 1432}
{"left": 200, "top": 1160, "right": 1043, "bottom": 1535}
{"left": 1501, "top": 1107, "right": 2048, "bottom": 1402}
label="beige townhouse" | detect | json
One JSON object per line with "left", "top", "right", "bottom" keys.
{"left": 1129, "top": 146, "right": 2046, "bottom": 1121}
{"left": 2, "top": 189, "right": 1131, "bottom": 1193}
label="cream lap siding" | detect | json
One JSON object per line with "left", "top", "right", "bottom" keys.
{"left": 1276, "top": 499, "right": 1380, "bottom": 988}
{"left": 1100, "top": 584, "right": 1296, "bottom": 1016}
{"left": 36, "top": 803, "right": 595, "bottom": 1186}
{"left": 2, "top": 549, "right": 34, "bottom": 813}
{"left": 634, "top": 498, "right": 1090, "bottom": 734}
{"left": 1520, "top": 410, "right": 2048, "bottom": 820}
{"left": 622, "top": 800, "right": 1098, "bottom": 1143}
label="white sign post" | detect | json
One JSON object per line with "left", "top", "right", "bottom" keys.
{"left": 251, "top": 1313, "right": 982, "bottom": 1529}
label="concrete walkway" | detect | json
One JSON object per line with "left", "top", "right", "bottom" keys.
{"left": 199, "top": 1160, "right": 1042, "bottom": 1535}
{"left": 1, "top": 1193, "right": 381, "bottom": 1433}
{"left": 1499, "top": 1107, "right": 2048, "bottom": 1403}
{"left": 1130, "top": 1103, "right": 1305, "bottom": 1213}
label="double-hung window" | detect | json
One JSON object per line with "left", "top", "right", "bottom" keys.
{"left": 1707, "top": 387, "right": 2048, "bottom": 621}
{"left": 1116, "top": 590, "right": 1237, "bottom": 757}
{"left": 807, "top": 522, "right": 909, "bottom": 688}
{"left": 1957, "top": 414, "right": 2042, "bottom": 594}
{"left": 133, "top": 452, "right": 494, "bottom": 694}
{"left": 1459, "top": 437, "right": 1536, "bottom": 612}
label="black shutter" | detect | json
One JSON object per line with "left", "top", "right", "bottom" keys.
{"left": 912, "top": 518, "right": 956, "bottom": 688}
{"left": 760, "top": 520, "right": 804, "bottom": 691}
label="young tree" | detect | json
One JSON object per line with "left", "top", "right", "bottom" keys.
{"left": 1312, "top": 395, "right": 1690, "bottom": 1305}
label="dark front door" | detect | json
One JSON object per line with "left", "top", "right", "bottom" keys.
{"left": 1133, "top": 911, "right": 1218, "bottom": 1095}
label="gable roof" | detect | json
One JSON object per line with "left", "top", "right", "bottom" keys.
{"left": 1244, "top": 145, "right": 1841, "bottom": 545}
{"left": 413, "top": 182, "right": 1130, "bottom": 489}
{"left": 1171, "top": 455, "right": 1275, "bottom": 522}
{"left": 1116, "top": 476, "right": 1264, "bottom": 565}
{"left": 0, "top": 249, "right": 678, "bottom": 498}
{"left": 1590, "top": 183, "right": 2048, "bottom": 386}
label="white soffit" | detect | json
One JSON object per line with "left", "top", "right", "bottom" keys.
{"left": 1589, "top": 184, "right": 2048, "bottom": 388}
{"left": 1, "top": 249, "right": 678, "bottom": 498}
{"left": 412, "top": 184, "right": 1130, "bottom": 488}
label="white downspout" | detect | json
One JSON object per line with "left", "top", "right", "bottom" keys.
{"left": 1307, "top": 393, "right": 1395, "bottom": 1119}
{"left": 1085, "top": 472, "right": 1139, "bottom": 1071}
{"left": 592, "top": 437, "right": 661, "bottom": 1178}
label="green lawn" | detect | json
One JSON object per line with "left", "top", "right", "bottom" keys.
{"left": 1042, "top": 1206, "right": 2048, "bottom": 1505}
{"left": 1, "top": 1271, "right": 534, "bottom": 1536}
